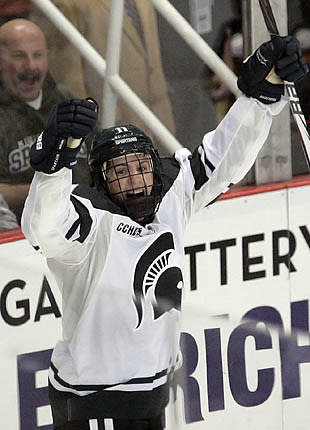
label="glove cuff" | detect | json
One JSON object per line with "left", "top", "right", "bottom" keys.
{"left": 237, "top": 76, "right": 284, "bottom": 104}
{"left": 30, "top": 132, "right": 82, "bottom": 174}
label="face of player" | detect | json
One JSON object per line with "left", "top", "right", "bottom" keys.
{"left": 105, "top": 153, "right": 154, "bottom": 203}
{"left": 0, "top": 21, "right": 49, "bottom": 102}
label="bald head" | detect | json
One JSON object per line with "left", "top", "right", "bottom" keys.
{"left": 0, "top": 19, "right": 49, "bottom": 102}
{"left": 0, "top": 19, "right": 47, "bottom": 46}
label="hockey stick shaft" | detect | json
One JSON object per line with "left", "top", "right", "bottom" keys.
{"left": 258, "top": 0, "right": 279, "bottom": 35}
{"left": 258, "top": 0, "right": 310, "bottom": 169}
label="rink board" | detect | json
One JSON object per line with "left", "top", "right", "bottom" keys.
{"left": 1, "top": 183, "right": 310, "bottom": 430}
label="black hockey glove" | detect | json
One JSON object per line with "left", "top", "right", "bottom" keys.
{"left": 30, "top": 98, "right": 98, "bottom": 174}
{"left": 237, "top": 35, "right": 309, "bottom": 104}
{"left": 275, "top": 36, "right": 309, "bottom": 82}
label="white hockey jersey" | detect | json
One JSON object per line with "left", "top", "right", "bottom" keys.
{"left": 21, "top": 95, "right": 286, "bottom": 422}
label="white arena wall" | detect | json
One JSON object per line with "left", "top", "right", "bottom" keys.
{"left": 1, "top": 178, "right": 310, "bottom": 430}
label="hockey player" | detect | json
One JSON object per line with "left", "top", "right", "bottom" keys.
{"left": 22, "top": 35, "right": 308, "bottom": 430}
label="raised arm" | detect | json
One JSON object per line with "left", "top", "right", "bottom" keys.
{"left": 21, "top": 99, "right": 98, "bottom": 260}
{"left": 177, "top": 35, "right": 308, "bottom": 219}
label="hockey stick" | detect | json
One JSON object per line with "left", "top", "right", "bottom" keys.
{"left": 258, "top": 0, "right": 310, "bottom": 168}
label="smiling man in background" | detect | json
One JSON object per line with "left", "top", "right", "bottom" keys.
{"left": 0, "top": 18, "right": 89, "bottom": 223}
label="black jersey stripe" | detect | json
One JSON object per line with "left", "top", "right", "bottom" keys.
{"left": 207, "top": 193, "right": 223, "bottom": 206}
{"left": 203, "top": 151, "right": 215, "bottom": 172}
{"left": 189, "top": 146, "right": 209, "bottom": 190}
{"left": 65, "top": 195, "right": 93, "bottom": 243}
{"left": 206, "top": 183, "right": 234, "bottom": 207}
{"left": 65, "top": 218, "right": 80, "bottom": 241}
{"left": 50, "top": 361, "right": 168, "bottom": 391}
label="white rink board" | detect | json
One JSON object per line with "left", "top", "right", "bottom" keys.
{"left": 1, "top": 185, "right": 310, "bottom": 429}
{"left": 0, "top": 238, "right": 62, "bottom": 430}
{"left": 170, "top": 185, "right": 310, "bottom": 430}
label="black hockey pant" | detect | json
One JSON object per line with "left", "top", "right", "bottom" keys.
{"left": 56, "top": 415, "right": 164, "bottom": 430}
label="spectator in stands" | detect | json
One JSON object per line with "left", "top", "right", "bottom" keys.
{"left": 0, "top": 193, "right": 18, "bottom": 230}
{"left": 203, "top": 0, "right": 243, "bottom": 122}
{"left": 29, "top": 0, "right": 175, "bottom": 152}
{"left": 0, "top": 0, "right": 31, "bottom": 26}
{"left": 0, "top": 18, "right": 90, "bottom": 223}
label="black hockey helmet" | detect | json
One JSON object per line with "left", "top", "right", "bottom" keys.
{"left": 88, "top": 124, "right": 163, "bottom": 223}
